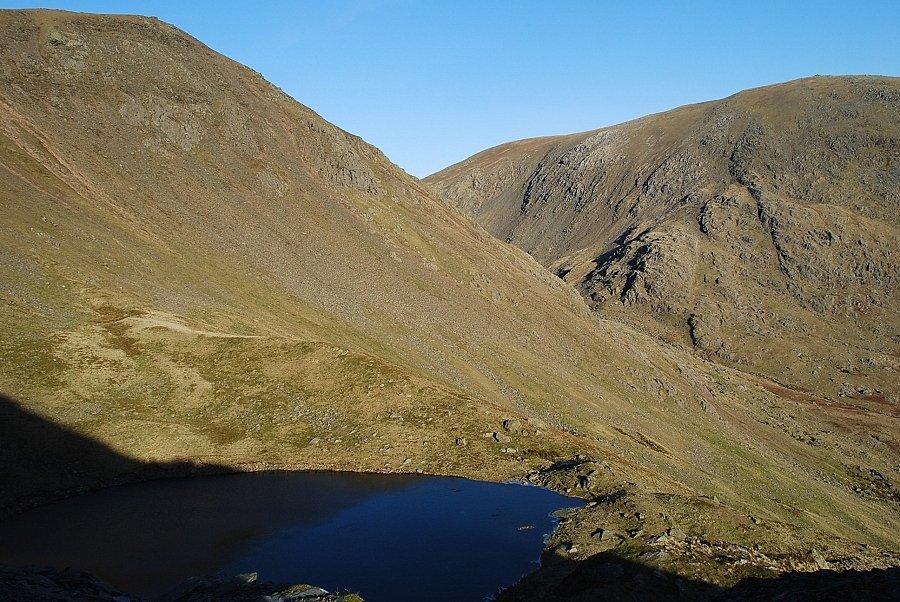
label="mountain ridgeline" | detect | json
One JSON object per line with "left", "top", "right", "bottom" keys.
{"left": 1, "top": 10, "right": 898, "bottom": 600}
{"left": 427, "top": 76, "right": 900, "bottom": 403}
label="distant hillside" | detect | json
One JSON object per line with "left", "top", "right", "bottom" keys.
{"left": 427, "top": 76, "right": 900, "bottom": 403}
{"left": 1, "top": 10, "right": 898, "bottom": 598}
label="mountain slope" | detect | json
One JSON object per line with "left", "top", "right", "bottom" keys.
{"left": 427, "top": 76, "right": 900, "bottom": 404}
{"left": 0, "top": 7, "right": 608, "bottom": 499}
{"left": 1, "top": 11, "right": 898, "bottom": 596}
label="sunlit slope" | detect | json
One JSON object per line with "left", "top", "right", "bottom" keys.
{"left": 0, "top": 9, "right": 898, "bottom": 568}
{"left": 428, "top": 76, "right": 900, "bottom": 403}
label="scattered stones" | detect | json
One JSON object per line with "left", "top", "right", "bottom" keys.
{"left": 667, "top": 527, "right": 688, "bottom": 541}
{"left": 591, "top": 528, "right": 621, "bottom": 543}
{"left": 502, "top": 418, "right": 522, "bottom": 432}
{"left": 640, "top": 550, "right": 670, "bottom": 562}
{"left": 303, "top": 587, "right": 334, "bottom": 597}
{"left": 811, "top": 549, "right": 829, "bottom": 569}
{"left": 653, "top": 527, "right": 688, "bottom": 544}
{"left": 0, "top": 566, "right": 360, "bottom": 602}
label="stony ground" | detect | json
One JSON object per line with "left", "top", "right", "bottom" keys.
{"left": 496, "top": 459, "right": 900, "bottom": 600}
{"left": 0, "top": 565, "right": 363, "bottom": 602}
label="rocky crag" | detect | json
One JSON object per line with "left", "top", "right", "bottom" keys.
{"left": 427, "top": 76, "right": 900, "bottom": 404}
{"left": 427, "top": 75, "right": 900, "bottom": 598}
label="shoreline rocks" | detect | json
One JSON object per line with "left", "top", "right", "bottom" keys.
{"left": 0, "top": 565, "right": 364, "bottom": 602}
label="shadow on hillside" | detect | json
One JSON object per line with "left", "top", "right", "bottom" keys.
{"left": 0, "top": 393, "right": 229, "bottom": 517}
{"left": 496, "top": 549, "right": 900, "bottom": 601}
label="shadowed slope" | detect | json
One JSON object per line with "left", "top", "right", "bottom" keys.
{"left": 0, "top": 393, "right": 227, "bottom": 516}
{"left": 497, "top": 548, "right": 900, "bottom": 601}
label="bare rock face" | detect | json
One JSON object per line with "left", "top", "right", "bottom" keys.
{"left": 428, "top": 76, "right": 900, "bottom": 401}
{"left": 585, "top": 226, "right": 698, "bottom": 314}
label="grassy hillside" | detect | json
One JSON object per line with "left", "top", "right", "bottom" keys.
{"left": 427, "top": 76, "right": 900, "bottom": 404}
{"left": 1, "top": 10, "right": 897, "bottom": 596}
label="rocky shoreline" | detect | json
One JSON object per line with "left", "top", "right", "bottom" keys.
{"left": 496, "top": 459, "right": 900, "bottom": 600}
{"left": 4, "top": 460, "right": 899, "bottom": 602}
{"left": 0, "top": 565, "right": 364, "bottom": 602}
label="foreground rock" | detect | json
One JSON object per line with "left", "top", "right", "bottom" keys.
{"left": 0, "top": 565, "right": 363, "bottom": 602}
{"left": 500, "top": 556, "right": 900, "bottom": 601}
{"left": 498, "top": 458, "right": 900, "bottom": 600}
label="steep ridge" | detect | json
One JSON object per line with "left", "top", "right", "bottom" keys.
{"left": 0, "top": 7, "right": 608, "bottom": 500}
{"left": 1, "top": 10, "right": 898, "bottom": 596}
{"left": 427, "top": 76, "right": 900, "bottom": 404}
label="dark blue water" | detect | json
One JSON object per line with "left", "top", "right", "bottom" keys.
{"left": 0, "top": 471, "right": 582, "bottom": 601}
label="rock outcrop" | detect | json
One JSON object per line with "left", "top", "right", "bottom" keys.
{"left": 427, "top": 76, "right": 900, "bottom": 402}
{"left": 0, "top": 565, "right": 362, "bottom": 602}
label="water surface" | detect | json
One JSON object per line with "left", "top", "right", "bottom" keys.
{"left": 0, "top": 471, "right": 582, "bottom": 601}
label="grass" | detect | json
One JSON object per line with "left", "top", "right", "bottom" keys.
{"left": 0, "top": 14, "right": 897, "bottom": 595}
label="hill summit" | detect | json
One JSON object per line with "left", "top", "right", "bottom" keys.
{"left": 427, "top": 76, "right": 900, "bottom": 403}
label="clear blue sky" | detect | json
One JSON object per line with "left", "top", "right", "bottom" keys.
{"left": 4, "top": 1, "right": 899, "bottom": 177}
